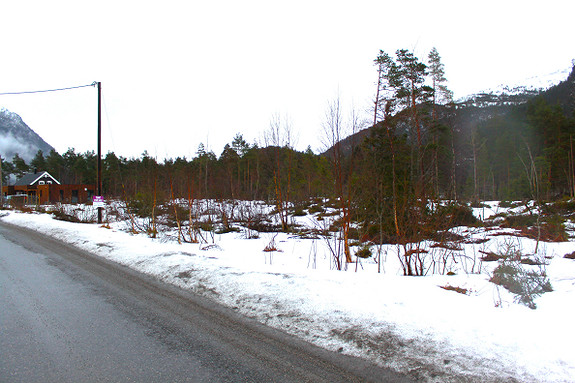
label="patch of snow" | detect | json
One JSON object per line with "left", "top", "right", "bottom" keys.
{"left": 1, "top": 205, "right": 574, "bottom": 382}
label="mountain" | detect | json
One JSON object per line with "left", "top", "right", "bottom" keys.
{"left": 327, "top": 64, "right": 575, "bottom": 157}
{"left": 0, "top": 108, "right": 55, "bottom": 162}
{"left": 539, "top": 65, "right": 575, "bottom": 116}
{"left": 456, "top": 66, "right": 573, "bottom": 108}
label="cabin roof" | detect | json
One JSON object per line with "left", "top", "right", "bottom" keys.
{"left": 14, "top": 171, "right": 61, "bottom": 186}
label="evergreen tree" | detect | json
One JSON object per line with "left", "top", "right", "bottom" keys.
{"left": 373, "top": 50, "right": 395, "bottom": 124}
{"left": 196, "top": 143, "right": 206, "bottom": 157}
{"left": 46, "top": 150, "right": 64, "bottom": 181}
{"left": 427, "top": 47, "right": 453, "bottom": 108}
{"left": 103, "top": 151, "right": 124, "bottom": 196}
{"left": 11, "top": 154, "right": 29, "bottom": 178}
{"left": 388, "top": 49, "right": 432, "bottom": 196}
{"left": 527, "top": 97, "right": 573, "bottom": 196}
{"left": 30, "top": 150, "right": 47, "bottom": 172}
{"left": 231, "top": 133, "right": 250, "bottom": 157}
{"left": 390, "top": 49, "right": 432, "bottom": 144}
{"left": 1, "top": 158, "right": 14, "bottom": 185}
{"left": 62, "top": 148, "right": 80, "bottom": 183}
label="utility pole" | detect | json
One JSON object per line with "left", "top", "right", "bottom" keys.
{"left": 97, "top": 81, "right": 102, "bottom": 224}
{"left": 0, "top": 155, "right": 3, "bottom": 207}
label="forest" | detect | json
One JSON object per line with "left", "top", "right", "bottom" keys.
{"left": 2, "top": 49, "right": 575, "bottom": 250}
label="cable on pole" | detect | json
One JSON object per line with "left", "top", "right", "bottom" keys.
{"left": 0, "top": 83, "right": 96, "bottom": 96}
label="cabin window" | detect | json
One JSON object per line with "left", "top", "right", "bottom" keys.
{"left": 39, "top": 181, "right": 45, "bottom": 185}
{"left": 72, "top": 189, "right": 79, "bottom": 204}
{"left": 47, "top": 181, "right": 52, "bottom": 184}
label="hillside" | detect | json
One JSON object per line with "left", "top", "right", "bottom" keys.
{"left": 329, "top": 65, "right": 575, "bottom": 158}
{"left": 540, "top": 65, "right": 575, "bottom": 116}
{"left": 0, "top": 108, "right": 54, "bottom": 162}
{"left": 457, "top": 66, "right": 573, "bottom": 107}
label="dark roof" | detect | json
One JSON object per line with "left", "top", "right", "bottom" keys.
{"left": 14, "top": 171, "right": 60, "bottom": 186}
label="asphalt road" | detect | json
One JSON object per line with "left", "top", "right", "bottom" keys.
{"left": 0, "top": 222, "right": 413, "bottom": 383}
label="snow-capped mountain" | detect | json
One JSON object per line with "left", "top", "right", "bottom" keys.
{"left": 486, "top": 67, "right": 571, "bottom": 95}
{"left": 0, "top": 108, "right": 54, "bottom": 162}
{"left": 457, "top": 65, "right": 573, "bottom": 107}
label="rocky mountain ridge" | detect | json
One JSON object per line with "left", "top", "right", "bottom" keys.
{"left": 0, "top": 108, "right": 55, "bottom": 162}
{"left": 456, "top": 65, "right": 573, "bottom": 107}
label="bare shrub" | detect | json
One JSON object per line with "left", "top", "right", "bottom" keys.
{"left": 398, "top": 244, "right": 429, "bottom": 276}
{"left": 263, "top": 234, "right": 279, "bottom": 252}
{"left": 52, "top": 203, "right": 97, "bottom": 223}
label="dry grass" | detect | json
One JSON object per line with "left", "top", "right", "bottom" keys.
{"left": 439, "top": 285, "right": 469, "bottom": 295}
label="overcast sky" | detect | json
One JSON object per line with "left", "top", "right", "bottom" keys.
{"left": 1, "top": 0, "right": 573, "bottom": 160}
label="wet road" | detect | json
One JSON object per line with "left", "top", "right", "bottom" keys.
{"left": 0, "top": 222, "right": 412, "bottom": 382}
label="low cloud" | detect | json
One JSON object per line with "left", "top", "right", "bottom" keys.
{"left": 0, "top": 132, "right": 40, "bottom": 162}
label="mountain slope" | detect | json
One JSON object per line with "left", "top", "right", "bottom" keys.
{"left": 540, "top": 65, "right": 575, "bottom": 116}
{"left": 457, "top": 66, "right": 573, "bottom": 107}
{"left": 0, "top": 108, "right": 55, "bottom": 162}
{"left": 327, "top": 64, "right": 575, "bottom": 158}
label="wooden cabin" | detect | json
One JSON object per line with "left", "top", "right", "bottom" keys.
{"left": 2, "top": 171, "right": 95, "bottom": 205}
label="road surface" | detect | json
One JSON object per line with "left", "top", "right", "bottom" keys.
{"left": 0, "top": 222, "right": 412, "bottom": 382}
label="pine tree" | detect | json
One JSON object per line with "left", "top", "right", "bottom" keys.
{"left": 1, "top": 157, "right": 14, "bottom": 185}
{"left": 389, "top": 49, "right": 430, "bottom": 146}
{"left": 373, "top": 50, "right": 395, "bottom": 125}
{"left": 30, "top": 150, "right": 47, "bottom": 172}
{"left": 388, "top": 49, "right": 432, "bottom": 198}
{"left": 11, "top": 154, "right": 29, "bottom": 178}
{"left": 231, "top": 133, "right": 250, "bottom": 157}
{"left": 427, "top": 47, "right": 453, "bottom": 110}
{"left": 46, "top": 150, "right": 64, "bottom": 181}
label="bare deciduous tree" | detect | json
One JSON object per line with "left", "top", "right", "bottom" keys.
{"left": 264, "top": 113, "right": 296, "bottom": 231}
{"left": 322, "top": 96, "right": 364, "bottom": 267}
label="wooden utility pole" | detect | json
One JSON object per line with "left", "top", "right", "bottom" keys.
{"left": 97, "top": 81, "right": 102, "bottom": 224}
{"left": 0, "top": 155, "right": 3, "bottom": 207}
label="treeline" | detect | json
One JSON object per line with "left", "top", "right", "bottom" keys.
{"left": 1, "top": 134, "right": 334, "bottom": 204}
{"left": 355, "top": 92, "right": 575, "bottom": 205}
{"left": 466, "top": 96, "right": 575, "bottom": 200}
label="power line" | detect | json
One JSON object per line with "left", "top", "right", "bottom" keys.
{"left": 0, "top": 82, "right": 96, "bottom": 96}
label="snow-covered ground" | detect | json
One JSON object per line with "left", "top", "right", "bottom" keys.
{"left": 1, "top": 201, "right": 574, "bottom": 382}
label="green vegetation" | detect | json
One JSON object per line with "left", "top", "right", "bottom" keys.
{"left": 491, "top": 261, "right": 553, "bottom": 309}
{"left": 488, "top": 241, "right": 553, "bottom": 309}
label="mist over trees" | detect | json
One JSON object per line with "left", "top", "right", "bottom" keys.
{"left": 0, "top": 108, "right": 55, "bottom": 162}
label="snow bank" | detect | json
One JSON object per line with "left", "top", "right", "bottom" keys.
{"left": 2, "top": 208, "right": 574, "bottom": 382}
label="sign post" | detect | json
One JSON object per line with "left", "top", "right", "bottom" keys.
{"left": 97, "top": 81, "right": 102, "bottom": 224}
{"left": 0, "top": 155, "right": 3, "bottom": 207}
{"left": 93, "top": 195, "right": 105, "bottom": 209}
